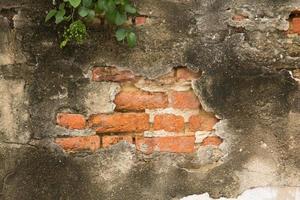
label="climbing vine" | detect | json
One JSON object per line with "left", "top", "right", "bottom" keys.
{"left": 45, "top": 0, "right": 138, "bottom": 48}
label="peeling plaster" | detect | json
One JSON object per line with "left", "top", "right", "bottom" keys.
{"left": 181, "top": 187, "right": 300, "bottom": 200}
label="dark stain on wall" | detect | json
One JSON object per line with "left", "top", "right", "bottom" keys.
{"left": 3, "top": 147, "right": 102, "bottom": 200}
{"left": 0, "top": 0, "right": 299, "bottom": 199}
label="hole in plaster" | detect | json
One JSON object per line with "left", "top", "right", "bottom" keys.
{"left": 0, "top": 8, "right": 17, "bottom": 29}
{"left": 288, "top": 10, "right": 300, "bottom": 35}
{"left": 288, "top": 10, "right": 300, "bottom": 20}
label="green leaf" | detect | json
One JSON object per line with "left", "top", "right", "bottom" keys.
{"left": 78, "top": 6, "right": 89, "bottom": 17}
{"left": 94, "top": 3, "right": 102, "bottom": 13}
{"left": 97, "top": 0, "right": 108, "bottom": 11}
{"left": 115, "top": 11, "right": 126, "bottom": 25}
{"left": 87, "top": 10, "right": 96, "bottom": 19}
{"left": 64, "top": 14, "right": 72, "bottom": 21}
{"left": 115, "top": 28, "right": 127, "bottom": 41}
{"left": 69, "top": 0, "right": 81, "bottom": 8}
{"left": 105, "top": 11, "right": 116, "bottom": 23}
{"left": 124, "top": 4, "right": 136, "bottom": 14}
{"left": 55, "top": 9, "right": 66, "bottom": 24}
{"left": 127, "top": 31, "right": 136, "bottom": 47}
{"left": 82, "top": 0, "right": 92, "bottom": 7}
{"left": 60, "top": 39, "right": 69, "bottom": 48}
{"left": 106, "top": 0, "right": 116, "bottom": 12}
{"left": 59, "top": 3, "right": 65, "bottom": 10}
{"left": 45, "top": 9, "right": 57, "bottom": 22}
{"left": 115, "top": 0, "right": 124, "bottom": 5}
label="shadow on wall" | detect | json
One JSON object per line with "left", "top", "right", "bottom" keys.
{"left": 2, "top": 147, "right": 103, "bottom": 200}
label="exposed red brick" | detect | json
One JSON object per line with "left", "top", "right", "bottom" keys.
{"left": 232, "top": 15, "right": 247, "bottom": 21}
{"left": 189, "top": 112, "right": 218, "bottom": 131}
{"left": 114, "top": 91, "right": 168, "bottom": 111}
{"left": 55, "top": 135, "right": 100, "bottom": 151}
{"left": 133, "top": 70, "right": 178, "bottom": 92}
{"left": 153, "top": 114, "right": 184, "bottom": 132}
{"left": 154, "top": 69, "right": 176, "bottom": 84}
{"left": 136, "top": 136, "right": 195, "bottom": 154}
{"left": 56, "top": 113, "right": 86, "bottom": 130}
{"left": 291, "top": 17, "right": 300, "bottom": 34}
{"left": 201, "top": 136, "right": 223, "bottom": 146}
{"left": 102, "top": 135, "right": 133, "bottom": 148}
{"left": 135, "top": 16, "right": 147, "bottom": 25}
{"left": 176, "top": 67, "right": 201, "bottom": 81}
{"left": 169, "top": 91, "right": 200, "bottom": 109}
{"left": 88, "top": 113, "right": 150, "bottom": 133}
{"left": 92, "top": 66, "right": 135, "bottom": 82}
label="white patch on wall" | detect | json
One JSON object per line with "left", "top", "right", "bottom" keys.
{"left": 144, "top": 130, "right": 194, "bottom": 137}
{"left": 212, "top": 119, "right": 235, "bottom": 158}
{"left": 146, "top": 107, "right": 200, "bottom": 123}
{"left": 0, "top": 79, "right": 30, "bottom": 143}
{"left": 181, "top": 187, "right": 300, "bottom": 200}
{"left": 235, "top": 156, "right": 278, "bottom": 193}
{"left": 84, "top": 82, "right": 120, "bottom": 115}
{"left": 195, "top": 131, "right": 211, "bottom": 143}
{"left": 135, "top": 78, "right": 192, "bottom": 92}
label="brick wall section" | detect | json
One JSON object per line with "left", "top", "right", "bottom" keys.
{"left": 88, "top": 113, "right": 150, "bottom": 133}
{"left": 189, "top": 112, "right": 219, "bottom": 131}
{"left": 92, "top": 67, "right": 135, "bottom": 82}
{"left": 291, "top": 17, "right": 300, "bottom": 34}
{"left": 153, "top": 114, "right": 184, "bottom": 132}
{"left": 176, "top": 67, "right": 201, "bottom": 81}
{"left": 288, "top": 12, "right": 300, "bottom": 35}
{"left": 201, "top": 136, "right": 223, "bottom": 146}
{"left": 102, "top": 135, "right": 133, "bottom": 148}
{"left": 55, "top": 136, "right": 100, "bottom": 151}
{"left": 114, "top": 91, "right": 168, "bottom": 111}
{"left": 55, "top": 66, "right": 221, "bottom": 153}
{"left": 56, "top": 113, "right": 86, "bottom": 130}
{"left": 134, "top": 16, "right": 147, "bottom": 26}
{"left": 169, "top": 91, "right": 200, "bottom": 109}
{"left": 232, "top": 14, "right": 248, "bottom": 21}
{"left": 136, "top": 136, "right": 195, "bottom": 154}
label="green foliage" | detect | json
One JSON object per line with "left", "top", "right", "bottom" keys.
{"left": 116, "top": 28, "right": 136, "bottom": 47}
{"left": 60, "top": 20, "right": 87, "bottom": 48}
{"left": 69, "top": 0, "right": 81, "bottom": 8}
{"left": 45, "top": 0, "right": 138, "bottom": 48}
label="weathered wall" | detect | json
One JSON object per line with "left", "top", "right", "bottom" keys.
{"left": 0, "top": 0, "right": 299, "bottom": 199}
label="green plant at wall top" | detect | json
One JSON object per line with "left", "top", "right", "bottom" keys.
{"left": 45, "top": 0, "right": 138, "bottom": 48}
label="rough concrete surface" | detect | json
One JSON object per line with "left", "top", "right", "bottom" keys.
{"left": 181, "top": 187, "right": 300, "bottom": 200}
{"left": 0, "top": 0, "right": 299, "bottom": 199}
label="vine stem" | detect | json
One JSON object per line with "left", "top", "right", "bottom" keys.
{"left": 71, "top": 8, "right": 75, "bottom": 22}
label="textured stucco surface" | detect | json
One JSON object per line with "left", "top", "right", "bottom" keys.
{"left": 0, "top": 0, "right": 299, "bottom": 199}
{"left": 181, "top": 187, "right": 300, "bottom": 200}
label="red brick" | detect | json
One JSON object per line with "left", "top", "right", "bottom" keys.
{"left": 135, "top": 16, "right": 147, "bottom": 25}
{"left": 136, "top": 136, "right": 195, "bottom": 154}
{"left": 102, "top": 135, "right": 133, "bottom": 148}
{"left": 176, "top": 67, "right": 201, "bottom": 81}
{"left": 55, "top": 135, "right": 100, "bottom": 151}
{"left": 92, "top": 66, "right": 135, "bottom": 82}
{"left": 201, "top": 136, "right": 223, "bottom": 146}
{"left": 148, "top": 69, "right": 176, "bottom": 85}
{"left": 189, "top": 113, "right": 218, "bottom": 131}
{"left": 88, "top": 113, "right": 150, "bottom": 133}
{"left": 291, "top": 17, "right": 300, "bottom": 34}
{"left": 153, "top": 114, "right": 184, "bottom": 132}
{"left": 169, "top": 91, "right": 200, "bottom": 109}
{"left": 232, "top": 15, "right": 247, "bottom": 21}
{"left": 114, "top": 91, "right": 168, "bottom": 111}
{"left": 56, "top": 113, "right": 86, "bottom": 130}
